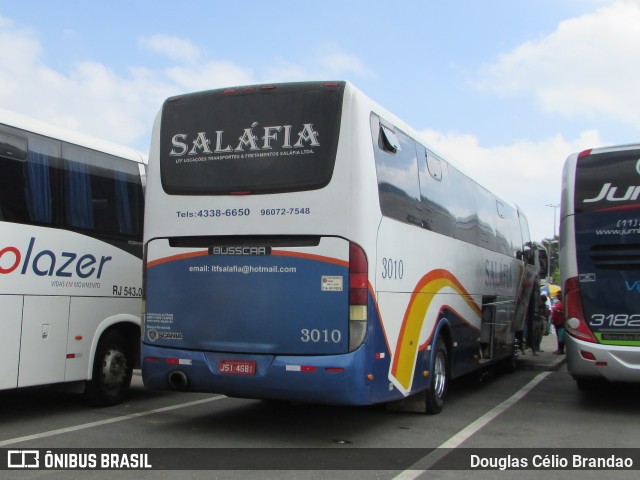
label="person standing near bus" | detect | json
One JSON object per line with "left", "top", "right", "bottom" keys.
{"left": 551, "top": 291, "right": 565, "bottom": 354}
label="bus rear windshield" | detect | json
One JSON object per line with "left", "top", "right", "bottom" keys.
{"left": 160, "top": 82, "right": 344, "bottom": 195}
{"left": 575, "top": 148, "right": 640, "bottom": 213}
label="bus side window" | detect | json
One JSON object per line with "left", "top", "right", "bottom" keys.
{"left": 372, "top": 116, "right": 421, "bottom": 227}
{"left": 380, "top": 124, "right": 400, "bottom": 153}
{"left": 62, "top": 144, "right": 144, "bottom": 239}
{"left": 418, "top": 148, "right": 454, "bottom": 236}
{"left": 495, "top": 200, "right": 516, "bottom": 257}
{"left": 0, "top": 130, "right": 60, "bottom": 226}
{"left": 0, "top": 132, "right": 28, "bottom": 223}
{"left": 474, "top": 186, "right": 497, "bottom": 251}
{"left": 448, "top": 167, "right": 478, "bottom": 245}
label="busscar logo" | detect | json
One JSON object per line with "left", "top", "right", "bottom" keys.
{"left": 8, "top": 450, "right": 39, "bottom": 469}
{"left": 209, "top": 246, "right": 270, "bottom": 256}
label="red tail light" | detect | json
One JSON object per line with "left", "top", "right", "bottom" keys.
{"left": 564, "top": 277, "right": 598, "bottom": 343}
{"left": 578, "top": 149, "right": 593, "bottom": 159}
{"left": 349, "top": 243, "right": 368, "bottom": 307}
{"left": 348, "top": 242, "right": 368, "bottom": 351}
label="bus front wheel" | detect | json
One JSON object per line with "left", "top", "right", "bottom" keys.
{"left": 83, "top": 329, "right": 133, "bottom": 407}
{"left": 426, "top": 337, "right": 449, "bottom": 414}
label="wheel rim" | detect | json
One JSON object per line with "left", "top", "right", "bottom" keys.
{"left": 101, "top": 347, "right": 128, "bottom": 394}
{"left": 433, "top": 350, "right": 446, "bottom": 399}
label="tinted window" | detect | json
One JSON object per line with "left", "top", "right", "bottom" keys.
{"left": 0, "top": 128, "right": 60, "bottom": 226}
{"left": 372, "top": 115, "right": 421, "bottom": 226}
{"left": 62, "top": 143, "right": 143, "bottom": 238}
{"left": 370, "top": 115, "right": 519, "bottom": 257}
{"left": 0, "top": 131, "right": 27, "bottom": 160}
{"left": 575, "top": 149, "right": 640, "bottom": 213}
{"left": 448, "top": 166, "right": 478, "bottom": 244}
{"left": 495, "top": 200, "right": 517, "bottom": 256}
{"left": 160, "top": 82, "right": 344, "bottom": 195}
{"left": 418, "top": 148, "right": 454, "bottom": 236}
{"left": 510, "top": 210, "right": 524, "bottom": 255}
{"left": 475, "top": 186, "right": 497, "bottom": 250}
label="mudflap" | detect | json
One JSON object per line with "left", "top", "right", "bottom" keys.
{"left": 385, "top": 389, "right": 427, "bottom": 413}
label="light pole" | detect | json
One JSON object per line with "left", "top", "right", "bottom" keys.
{"left": 546, "top": 203, "right": 560, "bottom": 239}
{"left": 542, "top": 239, "right": 558, "bottom": 285}
{"left": 545, "top": 203, "right": 560, "bottom": 285}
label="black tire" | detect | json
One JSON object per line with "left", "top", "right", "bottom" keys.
{"left": 83, "top": 329, "right": 133, "bottom": 407}
{"left": 426, "top": 337, "right": 449, "bottom": 414}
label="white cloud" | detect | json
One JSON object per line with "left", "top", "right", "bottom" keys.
{"left": 316, "top": 50, "right": 375, "bottom": 78}
{"left": 0, "top": 16, "right": 372, "bottom": 149}
{"left": 164, "top": 61, "right": 255, "bottom": 92}
{"left": 0, "top": 18, "right": 171, "bottom": 146}
{"left": 139, "top": 34, "right": 203, "bottom": 64}
{"left": 418, "top": 129, "right": 603, "bottom": 241}
{"left": 0, "top": 17, "right": 41, "bottom": 91}
{"left": 0, "top": 20, "right": 257, "bottom": 147}
{"left": 473, "top": 1, "right": 640, "bottom": 127}
{"left": 263, "top": 46, "right": 376, "bottom": 83}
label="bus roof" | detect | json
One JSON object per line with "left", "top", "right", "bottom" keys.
{"left": 578, "top": 143, "right": 640, "bottom": 158}
{"left": 0, "top": 107, "right": 147, "bottom": 165}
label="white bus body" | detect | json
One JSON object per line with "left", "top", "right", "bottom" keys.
{"left": 142, "top": 82, "right": 542, "bottom": 412}
{"left": 0, "top": 109, "right": 145, "bottom": 405}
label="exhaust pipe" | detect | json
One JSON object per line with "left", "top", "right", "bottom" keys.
{"left": 167, "top": 371, "right": 189, "bottom": 391}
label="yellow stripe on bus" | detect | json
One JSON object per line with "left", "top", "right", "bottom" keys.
{"left": 391, "top": 269, "right": 479, "bottom": 391}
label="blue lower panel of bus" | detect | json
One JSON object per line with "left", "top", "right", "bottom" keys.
{"left": 144, "top": 241, "right": 350, "bottom": 355}
{"left": 141, "top": 344, "right": 373, "bottom": 405}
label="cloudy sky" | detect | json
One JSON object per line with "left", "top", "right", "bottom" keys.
{"left": 1, "top": 0, "right": 638, "bottom": 241}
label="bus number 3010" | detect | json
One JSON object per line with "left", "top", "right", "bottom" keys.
{"left": 381, "top": 258, "right": 404, "bottom": 280}
{"left": 301, "top": 329, "right": 342, "bottom": 343}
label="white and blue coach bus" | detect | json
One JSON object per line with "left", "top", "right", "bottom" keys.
{"left": 141, "top": 81, "right": 544, "bottom": 413}
{"left": 561, "top": 144, "right": 640, "bottom": 390}
{"left": 0, "top": 109, "right": 145, "bottom": 406}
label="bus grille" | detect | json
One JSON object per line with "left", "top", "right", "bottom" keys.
{"left": 589, "top": 244, "right": 640, "bottom": 270}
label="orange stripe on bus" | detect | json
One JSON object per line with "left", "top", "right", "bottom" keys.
{"left": 391, "top": 269, "right": 479, "bottom": 391}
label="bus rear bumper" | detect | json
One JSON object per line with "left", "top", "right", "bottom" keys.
{"left": 566, "top": 336, "right": 640, "bottom": 383}
{"left": 141, "top": 344, "right": 373, "bottom": 405}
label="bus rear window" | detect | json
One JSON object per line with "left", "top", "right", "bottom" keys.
{"left": 575, "top": 148, "right": 640, "bottom": 213}
{"left": 160, "top": 82, "right": 344, "bottom": 195}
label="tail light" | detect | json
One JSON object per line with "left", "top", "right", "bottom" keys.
{"left": 349, "top": 242, "right": 368, "bottom": 351}
{"left": 564, "top": 276, "right": 598, "bottom": 343}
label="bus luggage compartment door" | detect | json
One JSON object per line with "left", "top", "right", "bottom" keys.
{"left": 144, "top": 237, "right": 351, "bottom": 355}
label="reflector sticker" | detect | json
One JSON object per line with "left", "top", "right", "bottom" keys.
{"left": 285, "top": 365, "right": 317, "bottom": 372}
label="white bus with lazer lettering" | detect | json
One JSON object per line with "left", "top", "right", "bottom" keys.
{"left": 0, "top": 109, "right": 145, "bottom": 406}
{"left": 142, "top": 81, "right": 545, "bottom": 413}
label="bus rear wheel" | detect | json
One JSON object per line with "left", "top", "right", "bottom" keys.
{"left": 83, "top": 329, "right": 133, "bottom": 407}
{"left": 426, "top": 337, "right": 449, "bottom": 414}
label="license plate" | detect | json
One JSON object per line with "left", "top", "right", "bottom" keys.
{"left": 218, "top": 360, "right": 256, "bottom": 375}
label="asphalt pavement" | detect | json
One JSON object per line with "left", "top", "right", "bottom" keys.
{"left": 516, "top": 328, "right": 566, "bottom": 371}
